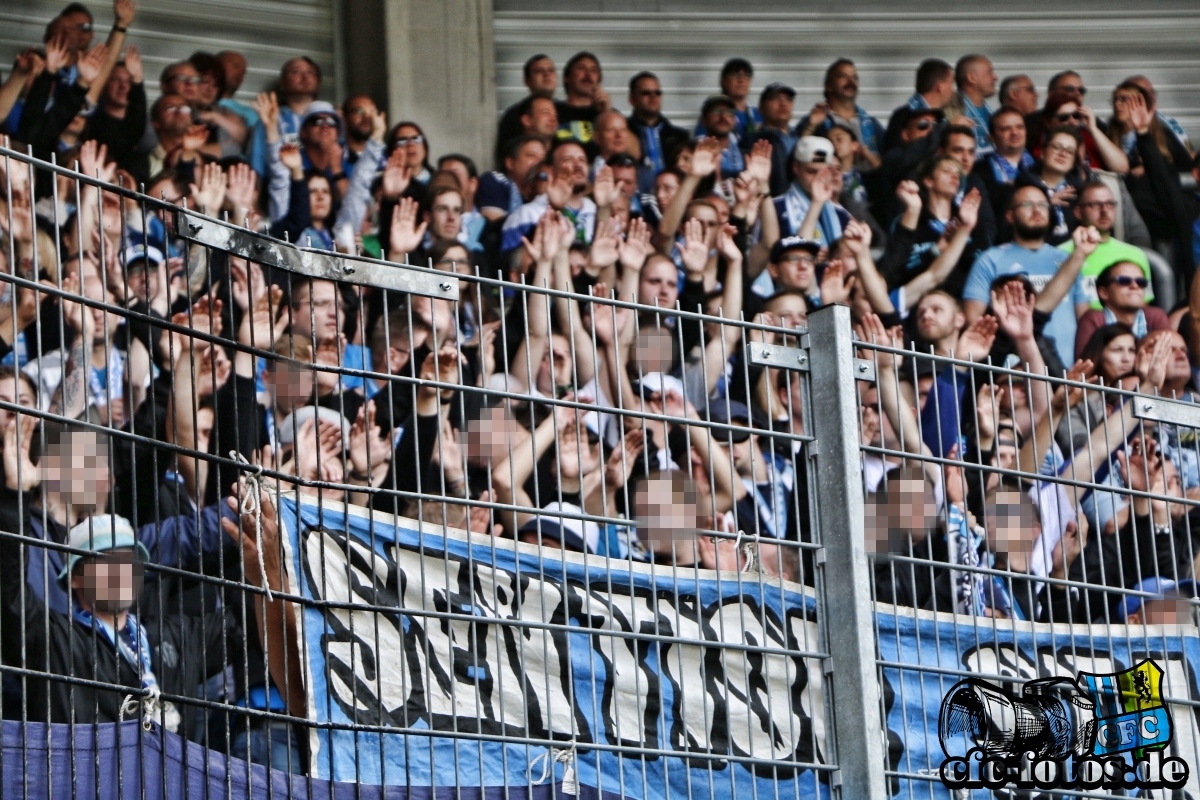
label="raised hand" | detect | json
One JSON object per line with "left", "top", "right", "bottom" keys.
{"left": 954, "top": 315, "right": 998, "bottom": 362}
{"left": 13, "top": 48, "right": 45, "bottom": 79}
{"left": 252, "top": 92, "right": 280, "bottom": 142}
{"left": 1135, "top": 331, "right": 1173, "bottom": 391}
{"left": 618, "top": 216, "right": 652, "bottom": 272}
{"left": 114, "top": 0, "right": 137, "bottom": 28}
{"left": 856, "top": 312, "right": 901, "bottom": 372}
{"left": 388, "top": 196, "right": 428, "bottom": 257}
{"left": 75, "top": 44, "right": 110, "bottom": 89}
{"left": 993, "top": 280, "right": 1034, "bottom": 343}
{"left": 678, "top": 217, "right": 710, "bottom": 278}
{"left": 225, "top": 162, "right": 256, "bottom": 221}
{"left": 78, "top": 139, "right": 109, "bottom": 180}
{"left": 841, "top": 218, "right": 873, "bottom": 255}
{"left": 732, "top": 170, "right": 758, "bottom": 207}
{"left": 689, "top": 138, "right": 722, "bottom": 178}
{"left": 1049, "top": 184, "right": 1076, "bottom": 207}
{"left": 592, "top": 165, "right": 622, "bottom": 209}
{"left": 1071, "top": 224, "right": 1102, "bottom": 258}
{"left": 589, "top": 216, "right": 621, "bottom": 270}
{"left": 123, "top": 45, "right": 143, "bottom": 83}
{"left": 746, "top": 139, "right": 773, "bottom": 186}
{"left": 715, "top": 222, "right": 742, "bottom": 264}
{"left": 278, "top": 142, "right": 303, "bottom": 176}
{"left": 188, "top": 339, "right": 233, "bottom": 398}
{"left": 818, "top": 258, "right": 855, "bottom": 305}
{"left": 895, "top": 180, "right": 922, "bottom": 213}
{"left": 349, "top": 400, "right": 393, "bottom": 478}
{"left": 3, "top": 414, "right": 39, "bottom": 492}
{"left": 370, "top": 108, "right": 388, "bottom": 142}
{"left": 807, "top": 102, "right": 831, "bottom": 129}
{"left": 546, "top": 168, "right": 574, "bottom": 209}
{"left": 1125, "top": 92, "right": 1154, "bottom": 134}
{"left": 957, "top": 187, "right": 981, "bottom": 230}
{"left": 190, "top": 161, "right": 226, "bottom": 214}
{"left": 1052, "top": 358, "right": 1095, "bottom": 414}
{"left": 1049, "top": 520, "right": 1082, "bottom": 580}
{"left": 809, "top": 170, "right": 834, "bottom": 205}
{"left": 605, "top": 428, "right": 646, "bottom": 490}
{"left": 43, "top": 34, "right": 70, "bottom": 75}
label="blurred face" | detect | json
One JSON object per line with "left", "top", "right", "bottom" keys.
{"left": 1008, "top": 186, "right": 1051, "bottom": 235}
{"left": 764, "top": 293, "right": 808, "bottom": 333}
{"left": 901, "top": 112, "right": 937, "bottom": 144}
{"left": 303, "top": 114, "right": 340, "bottom": 149}
{"left": 154, "top": 94, "right": 192, "bottom": 137}
{"left": 827, "top": 63, "right": 859, "bottom": 101}
{"left": 526, "top": 57, "right": 557, "bottom": 97}
{"left": 638, "top": 256, "right": 679, "bottom": 308}
{"left": 43, "top": 432, "right": 110, "bottom": 508}
{"left": 343, "top": 96, "right": 377, "bottom": 139}
{"left": 103, "top": 65, "right": 132, "bottom": 108}
{"left": 761, "top": 93, "right": 794, "bottom": 129}
{"left": 395, "top": 125, "right": 427, "bottom": 170}
{"left": 942, "top": 133, "right": 977, "bottom": 173}
{"left": 1043, "top": 131, "right": 1078, "bottom": 174}
{"left": 827, "top": 127, "right": 856, "bottom": 162}
{"left": 441, "top": 160, "right": 475, "bottom": 203}
{"left": 218, "top": 52, "right": 246, "bottom": 93}
{"left": 655, "top": 171, "right": 680, "bottom": 210}
{"left": 1077, "top": 185, "right": 1116, "bottom": 233}
{"left": 125, "top": 262, "right": 159, "bottom": 305}
{"left": 1098, "top": 263, "right": 1147, "bottom": 311}
{"left": 163, "top": 63, "right": 201, "bottom": 103}
{"left": 968, "top": 58, "right": 998, "bottom": 97}
{"left": 1004, "top": 76, "right": 1038, "bottom": 116}
{"left": 290, "top": 280, "right": 342, "bottom": 343}
{"left": 506, "top": 139, "right": 547, "bottom": 184}
{"left": 282, "top": 58, "right": 320, "bottom": 97}
{"left": 992, "top": 111, "right": 1027, "bottom": 156}
{"left": 60, "top": 11, "right": 93, "bottom": 52}
{"left": 523, "top": 96, "right": 558, "bottom": 137}
{"left": 1140, "top": 331, "right": 1191, "bottom": 385}
{"left": 308, "top": 175, "right": 333, "bottom": 223}
{"left": 769, "top": 249, "right": 816, "bottom": 292}
{"left": 1099, "top": 333, "right": 1137, "bottom": 382}
{"left": 915, "top": 294, "right": 963, "bottom": 343}
{"left": 792, "top": 161, "right": 827, "bottom": 196}
{"left": 197, "top": 70, "right": 221, "bottom": 107}
{"left": 428, "top": 190, "right": 464, "bottom": 240}
{"left": 565, "top": 57, "right": 600, "bottom": 97}
{"left": 721, "top": 69, "right": 752, "bottom": 101}
{"left": 552, "top": 143, "right": 589, "bottom": 188}
{"left": 595, "top": 113, "right": 629, "bottom": 156}
{"left": 703, "top": 104, "right": 736, "bottom": 136}
{"left": 0, "top": 375, "right": 35, "bottom": 429}
{"left": 72, "top": 549, "right": 142, "bottom": 615}
{"left": 1051, "top": 74, "right": 1086, "bottom": 101}
{"left": 924, "top": 159, "right": 962, "bottom": 198}
{"left": 630, "top": 76, "right": 662, "bottom": 116}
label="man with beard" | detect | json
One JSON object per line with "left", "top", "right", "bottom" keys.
{"left": 555, "top": 51, "right": 609, "bottom": 158}
{"left": 341, "top": 95, "right": 381, "bottom": 169}
{"left": 912, "top": 291, "right": 966, "bottom": 357}
{"left": 963, "top": 184, "right": 1098, "bottom": 368}
{"left": 795, "top": 58, "right": 883, "bottom": 168}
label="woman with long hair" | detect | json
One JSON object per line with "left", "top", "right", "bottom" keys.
{"left": 1107, "top": 81, "right": 1191, "bottom": 172}
{"left": 1028, "top": 91, "right": 1129, "bottom": 175}
{"left": 1056, "top": 323, "right": 1137, "bottom": 455}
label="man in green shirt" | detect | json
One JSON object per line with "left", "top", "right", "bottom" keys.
{"left": 1060, "top": 180, "right": 1152, "bottom": 309}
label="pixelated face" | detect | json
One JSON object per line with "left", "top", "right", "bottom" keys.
{"left": 466, "top": 408, "right": 529, "bottom": 467}
{"left": 0, "top": 375, "right": 36, "bottom": 429}
{"left": 268, "top": 361, "right": 315, "bottom": 411}
{"left": 1135, "top": 597, "right": 1194, "bottom": 626}
{"left": 633, "top": 327, "right": 674, "bottom": 376}
{"left": 770, "top": 250, "right": 816, "bottom": 292}
{"left": 43, "top": 432, "right": 110, "bottom": 508}
{"left": 638, "top": 257, "right": 679, "bottom": 309}
{"left": 942, "top": 134, "right": 977, "bottom": 174}
{"left": 985, "top": 490, "right": 1037, "bottom": 557}
{"left": 1077, "top": 184, "right": 1116, "bottom": 231}
{"left": 865, "top": 475, "right": 937, "bottom": 553}
{"left": 1099, "top": 333, "right": 1137, "bottom": 382}
{"left": 915, "top": 293, "right": 960, "bottom": 343}
{"left": 992, "top": 111, "right": 1027, "bottom": 153}
{"left": 308, "top": 174, "right": 333, "bottom": 221}
{"left": 73, "top": 549, "right": 143, "bottom": 614}
{"left": 1098, "top": 262, "right": 1147, "bottom": 311}
{"left": 635, "top": 476, "right": 699, "bottom": 553}
{"left": 290, "top": 279, "right": 342, "bottom": 343}
{"left": 428, "top": 190, "right": 464, "bottom": 241}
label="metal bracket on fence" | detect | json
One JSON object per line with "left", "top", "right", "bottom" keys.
{"left": 747, "top": 341, "right": 809, "bottom": 371}
{"left": 1133, "top": 396, "right": 1200, "bottom": 429}
{"left": 174, "top": 210, "right": 459, "bottom": 300}
{"left": 854, "top": 359, "right": 876, "bottom": 382}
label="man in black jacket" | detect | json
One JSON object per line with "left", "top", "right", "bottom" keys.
{"left": 83, "top": 50, "right": 149, "bottom": 182}
{"left": 741, "top": 82, "right": 798, "bottom": 197}
{"left": 625, "top": 71, "right": 690, "bottom": 195}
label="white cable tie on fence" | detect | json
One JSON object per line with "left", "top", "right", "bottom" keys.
{"left": 529, "top": 745, "right": 577, "bottom": 795}
{"left": 232, "top": 451, "right": 272, "bottom": 600}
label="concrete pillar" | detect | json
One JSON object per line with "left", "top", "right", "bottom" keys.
{"left": 384, "top": 0, "right": 497, "bottom": 171}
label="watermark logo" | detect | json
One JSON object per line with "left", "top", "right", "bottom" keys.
{"left": 937, "top": 659, "right": 1189, "bottom": 791}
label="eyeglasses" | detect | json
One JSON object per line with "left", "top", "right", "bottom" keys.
{"left": 163, "top": 105, "right": 192, "bottom": 115}
{"left": 74, "top": 22, "right": 94, "bottom": 32}
{"left": 779, "top": 254, "right": 816, "bottom": 266}
{"left": 394, "top": 135, "right": 424, "bottom": 146}
{"left": 1046, "top": 141, "right": 1077, "bottom": 156}
{"left": 1080, "top": 199, "right": 1117, "bottom": 210}
{"left": 1111, "top": 276, "right": 1149, "bottom": 288}
{"left": 708, "top": 108, "right": 736, "bottom": 117}
{"left": 169, "top": 75, "right": 202, "bottom": 86}
{"left": 1053, "top": 112, "right": 1083, "bottom": 123}
{"left": 1013, "top": 201, "right": 1051, "bottom": 212}
{"left": 309, "top": 117, "right": 339, "bottom": 127}
{"left": 638, "top": 89, "right": 663, "bottom": 97}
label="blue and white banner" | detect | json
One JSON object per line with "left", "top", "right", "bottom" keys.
{"left": 877, "top": 608, "right": 1200, "bottom": 798}
{"left": 278, "top": 495, "right": 832, "bottom": 797}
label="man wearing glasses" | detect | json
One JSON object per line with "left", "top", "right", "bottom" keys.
{"left": 963, "top": 184, "right": 1099, "bottom": 368}
{"left": 1074, "top": 260, "right": 1171, "bottom": 358}
{"left": 625, "top": 71, "right": 689, "bottom": 194}
{"left": 1062, "top": 181, "right": 1154, "bottom": 310}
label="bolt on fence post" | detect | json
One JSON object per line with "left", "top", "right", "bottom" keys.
{"left": 806, "top": 304, "right": 886, "bottom": 800}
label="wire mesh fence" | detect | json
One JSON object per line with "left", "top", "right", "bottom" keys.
{"left": 0, "top": 145, "right": 845, "bottom": 799}
{"left": 856, "top": 321, "right": 1200, "bottom": 798}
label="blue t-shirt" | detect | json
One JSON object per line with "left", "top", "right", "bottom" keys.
{"left": 963, "top": 243, "right": 1086, "bottom": 369}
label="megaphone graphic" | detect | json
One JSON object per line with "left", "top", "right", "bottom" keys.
{"left": 939, "top": 677, "right": 1097, "bottom": 760}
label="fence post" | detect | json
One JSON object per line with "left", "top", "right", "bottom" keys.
{"left": 806, "top": 304, "right": 887, "bottom": 800}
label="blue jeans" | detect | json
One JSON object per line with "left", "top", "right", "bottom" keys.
{"left": 229, "top": 717, "right": 303, "bottom": 774}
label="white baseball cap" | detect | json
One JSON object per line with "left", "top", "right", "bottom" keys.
{"left": 793, "top": 135, "right": 835, "bottom": 164}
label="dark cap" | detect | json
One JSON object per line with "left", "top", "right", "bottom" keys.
{"left": 769, "top": 236, "right": 821, "bottom": 263}
{"left": 701, "top": 94, "right": 737, "bottom": 116}
{"left": 760, "top": 82, "right": 797, "bottom": 102}
{"left": 721, "top": 58, "right": 754, "bottom": 78}
{"left": 708, "top": 400, "right": 770, "bottom": 441}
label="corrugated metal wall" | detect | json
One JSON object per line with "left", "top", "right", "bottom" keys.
{"left": 493, "top": 1, "right": 1200, "bottom": 141}
{"left": 0, "top": 0, "right": 337, "bottom": 105}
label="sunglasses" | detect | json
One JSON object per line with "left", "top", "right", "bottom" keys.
{"left": 394, "top": 135, "right": 424, "bottom": 146}
{"left": 170, "top": 75, "right": 202, "bottom": 86}
{"left": 1059, "top": 85, "right": 1088, "bottom": 96}
{"left": 309, "top": 117, "right": 339, "bottom": 127}
{"left": 913, "top": 119, "right": 933, "bottom": 131}
{"left": 638, "top": 89, "right": 663, "bottom": 97}
{"left": 1054, "top": 111, "right": 1083, "bottom": 123}
{"left": 164, "top": 105, "right": 192, "bottom": 115}
{"left": 1111, "top": 276, "right": 1149, "bottom": 288}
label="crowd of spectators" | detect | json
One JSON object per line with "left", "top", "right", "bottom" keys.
{"left": 2, "top": 0, "right": 1200, "bottom": 773}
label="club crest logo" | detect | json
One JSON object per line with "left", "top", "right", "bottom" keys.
{"left": 937, "top": 659, "right": 1189, "bottom": 791}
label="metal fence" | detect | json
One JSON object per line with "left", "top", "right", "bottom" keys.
{"left": 0, "top": 144, "right": 848, "bottom": 799}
